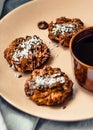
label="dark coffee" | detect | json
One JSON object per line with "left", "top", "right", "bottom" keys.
{"left": 73, "top": 35, "right": 93, "bottom": 66}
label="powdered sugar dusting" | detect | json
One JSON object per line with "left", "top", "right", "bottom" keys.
{"left": 12, "top": 35, "right": 43, "bottom": 62}
{"left": 51, "top": 23, "right": 78, "bottom": 35}
{"left": 29, "top": 72, "right": 65, "bottom": 89}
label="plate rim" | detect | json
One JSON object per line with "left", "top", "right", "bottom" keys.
{"left": 0, "top": 0, "right": 93, "bottom": 122}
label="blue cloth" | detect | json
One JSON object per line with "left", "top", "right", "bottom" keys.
{"left": 0, "top": 0, "right": 31, "bottom": 18}
{"left": 0, "top": 0, "right": 6, "bottom": 17}
{"left": 1, "top": 97, "right": 93, "bottom": 130}
{"left": 0, "top": 0, "right": 93, "bottom": 130}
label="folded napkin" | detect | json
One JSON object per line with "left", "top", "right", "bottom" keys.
{"left": 0, "top": 97, "right": 38, "bottom": 130}
{"left": 1, "top": 97, "right": 93, "bottom": 130}
{"left": 0, "top": 111, "right": 7, "bottom": 130}
{"left": 1, "top": 0, "right": 93, "bottom": 130}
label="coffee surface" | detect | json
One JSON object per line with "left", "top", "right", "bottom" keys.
{"left": 73, "top": 35, "right": 93, "bottom": 66}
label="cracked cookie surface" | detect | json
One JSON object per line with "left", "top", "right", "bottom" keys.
{"left": 48, "top": 17, "right": 84, "bottom": 47}
{"left": 4, "top": 35, "right": 50, "bottom": 72}
{"left": 24, "top": 65, "right": 73, "bottom": 106}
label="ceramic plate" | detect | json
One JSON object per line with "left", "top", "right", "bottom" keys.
{"left": 0, "top": 0, "right": 93, "bottom": 121}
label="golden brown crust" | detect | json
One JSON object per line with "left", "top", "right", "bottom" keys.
{"left": 4, "top": 35, "right": 50, "bottom": 72}
{"left": 24, "top": 66, "right": 73, "bottom": 106}
{"left": 48, "top": 17, "right": 84, "bottom": 47}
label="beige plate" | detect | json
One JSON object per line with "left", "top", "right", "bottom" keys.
{"left": 0, "top": 0, "right": 93, "bottom": 121}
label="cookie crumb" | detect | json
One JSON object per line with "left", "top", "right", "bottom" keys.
{"left": 50, "top": 47, "right": 54, "bottom": 50}
{"left": 8, "top": 64, "right": 12, "bottom": 67}
{"left": 63, "top": 105, "right": 66, "bottom": 109}
{"left": 15, "top": 74, "right": 22, "bottom": 78}
{"left": 55, "top": 44, "right": 59, "bottom": 47}
{"left": 56, "top": 54, "right": 58, "bottom": 57}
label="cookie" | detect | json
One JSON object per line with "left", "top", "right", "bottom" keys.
{"left": 24, "top": 65, "right": 73, "bottom": 106}
{"left": 4, "top": 35, "right": 50, "bottom": 72}
{"left": 48, "top": 17, "right": 84, "bottom": 47}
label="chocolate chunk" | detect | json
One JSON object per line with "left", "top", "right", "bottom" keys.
{"left": 38, "top": 21, "right": 49, "bottom": 30}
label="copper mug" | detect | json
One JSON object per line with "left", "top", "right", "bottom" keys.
{"left": 70, "top": 27, "right": 93, "bottom": 92}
